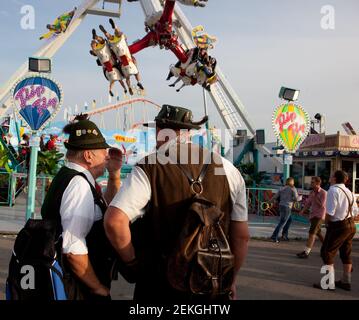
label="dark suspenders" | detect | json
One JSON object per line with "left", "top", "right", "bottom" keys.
{"left": 334, "top": 186, "right": 354, "bottom": 220}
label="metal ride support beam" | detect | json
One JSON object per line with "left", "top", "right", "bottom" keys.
{"left": 172, "top": 1, "right": 281, "bottom": 164}
{"left": 0, "top": 0, "right": 280, "bottom": 165}
{"left": 0, "top": 0, "right": 100, "bottom": 117}
{"left": 2, "top": 0, "right": 258, "bottom": 137}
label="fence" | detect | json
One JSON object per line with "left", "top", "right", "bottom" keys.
{"left": 246, "top": 187, "right": 310, "bottom": 224}
{"left": 4, "top": 170, "right": 359, "bottom": 230}
{"left": 2, "top": 164, "right": 134, "bottom": 208}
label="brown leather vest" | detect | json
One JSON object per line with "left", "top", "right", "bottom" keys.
{"left": 135, "top": 143, "right": 232, "bottom": 262}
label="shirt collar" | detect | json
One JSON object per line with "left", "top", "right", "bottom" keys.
{"left": 65, "top": 161, "right": 96, "bottom": 187}
{"left": 314, "top": 187, "right": 322, "bottom": 193}
{"left": 333, "top": 183, "right": 346, "bottom": 188}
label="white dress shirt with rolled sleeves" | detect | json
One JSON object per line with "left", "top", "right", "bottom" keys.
{"left": 60, "top": 162, "right": 103, "bottom": 255}
{"left": 110, "top": 157, "right": 248, "bottom": 223}
{"left": 326, "top": 184, "right": 358, "bottom": 222}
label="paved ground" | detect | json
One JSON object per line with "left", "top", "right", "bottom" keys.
{"left": 1, "top": 235, "right": 358, "bottom": 300}
{"left": 1, "top": 193, "right": 358, "bottom": 300}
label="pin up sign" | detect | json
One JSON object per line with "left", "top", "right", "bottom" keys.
{"left": 272, "top": 103, "right": 310, "bottom": 153}
{"left": 12, "top": 76, "right": 63, "bottom": 131}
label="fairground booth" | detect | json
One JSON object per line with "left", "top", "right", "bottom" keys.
{"left": 292, "top": 132, "right": 359, "bottom": 195}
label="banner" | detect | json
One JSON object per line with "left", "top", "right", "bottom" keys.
{"left": 12, "top": 75, "right": 63, "bottom": 131}
{"left": 349, "top": 135, "right": 359, "bottom": 148}
{"left": 272, "top": 103, "right": 310, "bottom": 153}
{"left": 113, "top": 134, "right": 137, "bottom": 143}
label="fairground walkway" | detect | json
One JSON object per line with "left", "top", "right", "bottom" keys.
{"left": 1, "top": 194, "right": 358, "bottom": 300}
{"left": 0, "top": 193, "right": 311, "bottom": 237}
{"left": 0, "top": 235, "right": 358, "bottom": 300}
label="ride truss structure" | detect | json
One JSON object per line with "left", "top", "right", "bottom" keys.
{"left": 0, "top": 0, "right": 279, "bottom": 164}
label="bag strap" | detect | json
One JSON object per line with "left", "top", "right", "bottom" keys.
{"left": 176, "top": 152, "right": 212, "bottom": 195}
{"left": 335, "top": 186, "right": 354, "bottom": 219}
{"left": 76, "top": 172, "right": 108, "bottom": 214}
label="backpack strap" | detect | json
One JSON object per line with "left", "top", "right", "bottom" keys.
{"left": 176, "top": 152, "right": 212, "bottom": 195}
{"left": 334, "top": 186, "right": 354, "bottom": 219}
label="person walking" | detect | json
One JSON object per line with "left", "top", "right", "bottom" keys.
{"left": 314, "top": 170, "right": 358, "bottom": 291}
{"left": 271, "top": 177, "right": 302, "bottom": 242}
{"left": 296, "top": 177, "right": 327, "bottom": 258}
{"left": 104, "top": 104, "right": 250, "bottom": 302}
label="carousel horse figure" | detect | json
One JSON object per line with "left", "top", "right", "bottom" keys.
{"left": 168, "top": 47, "right": 218, "bottom": 92}
{"left": 90, "top": 30, "right": 127, "bottom": 97}
{"left": 99, "top": 19, "right": 144, "bottom": 96}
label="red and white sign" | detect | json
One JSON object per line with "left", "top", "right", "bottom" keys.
{"left": 349, "top": 136, "right": 359, "bottom": 148}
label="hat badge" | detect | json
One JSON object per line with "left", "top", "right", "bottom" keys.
{"left": 76, "top": 130, "right": 82, "bottom": 137}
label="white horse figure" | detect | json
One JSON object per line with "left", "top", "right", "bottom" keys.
{"left": 90, "top": 30, "right": 127, "bottom": 97}
{"left": 99, "top": 20, "right": 144, "bottom": 96}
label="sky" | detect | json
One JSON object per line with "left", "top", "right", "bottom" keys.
{"left": 0, "top": 0, "right": 359, "bottom": 141}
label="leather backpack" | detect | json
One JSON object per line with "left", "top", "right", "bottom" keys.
{"left": 166, "top": 156, "right": 234, "bottom": 298}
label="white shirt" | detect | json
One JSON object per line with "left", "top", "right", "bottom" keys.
{"left": 110, "top": 148, "right": 248, "bottom": 222}
{"left": 60, "top": 162, "right": 103, "bottom": 255}
{"left": 326, "top": 184, "right": 358, "bottom": 222}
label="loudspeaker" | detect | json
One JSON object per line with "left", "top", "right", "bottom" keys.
{"left": 29, "top": 58, "right": 51, "bottom": 73}
{"left": 236, "top": 130, "right": 247, "bottom": 137}
{"left": 255, "top": 129, "right": 265, "bottom": 145}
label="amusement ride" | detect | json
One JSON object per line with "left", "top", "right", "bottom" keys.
{"left": 0, "top": 0, "right": 278, "bottom": 154}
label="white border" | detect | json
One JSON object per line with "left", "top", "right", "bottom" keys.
{"left": 272, "top": 103, "right": 311, "bottom": 154}
{"left": 11, "top": 73, "right": 64, "bottom": 133}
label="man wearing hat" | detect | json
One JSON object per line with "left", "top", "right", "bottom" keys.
{"left": 41, "top": 114, "right": 122, "bottom": 300}
{"left": 105, "top": 104, "right": 249, "bottom": 301}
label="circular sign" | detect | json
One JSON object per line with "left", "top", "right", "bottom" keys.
{"left": 272, "top": 103, "right": 310, "bottom": 153}
{"left": 12, "top": 75, "right": 63, "bottom": 131}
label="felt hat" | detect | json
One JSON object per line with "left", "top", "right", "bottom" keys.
{"left": 63, "top": 114, "right": 110, "bottom": 150}
{"left": 144, "top": 104, "right": 208, "bottom": 130}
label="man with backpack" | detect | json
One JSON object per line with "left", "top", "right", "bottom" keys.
{"left": 9, "top": 115, "right": 122, "bottom": 300}
{"left": 104, "top": 104, "right": 249, "bottom": 302}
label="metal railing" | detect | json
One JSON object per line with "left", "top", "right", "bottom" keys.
{"left": 4, "top": 165, "right": 134, "bottom": 208}
{"left": 0, "top": 171, "right": 11, "bottom": 205}
{"left": 246, "top": 187, "right": 310, "bottom": 224}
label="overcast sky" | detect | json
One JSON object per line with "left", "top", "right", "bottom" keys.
{"left": 1, "top": 0, "right": 358, "bottom": 141}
